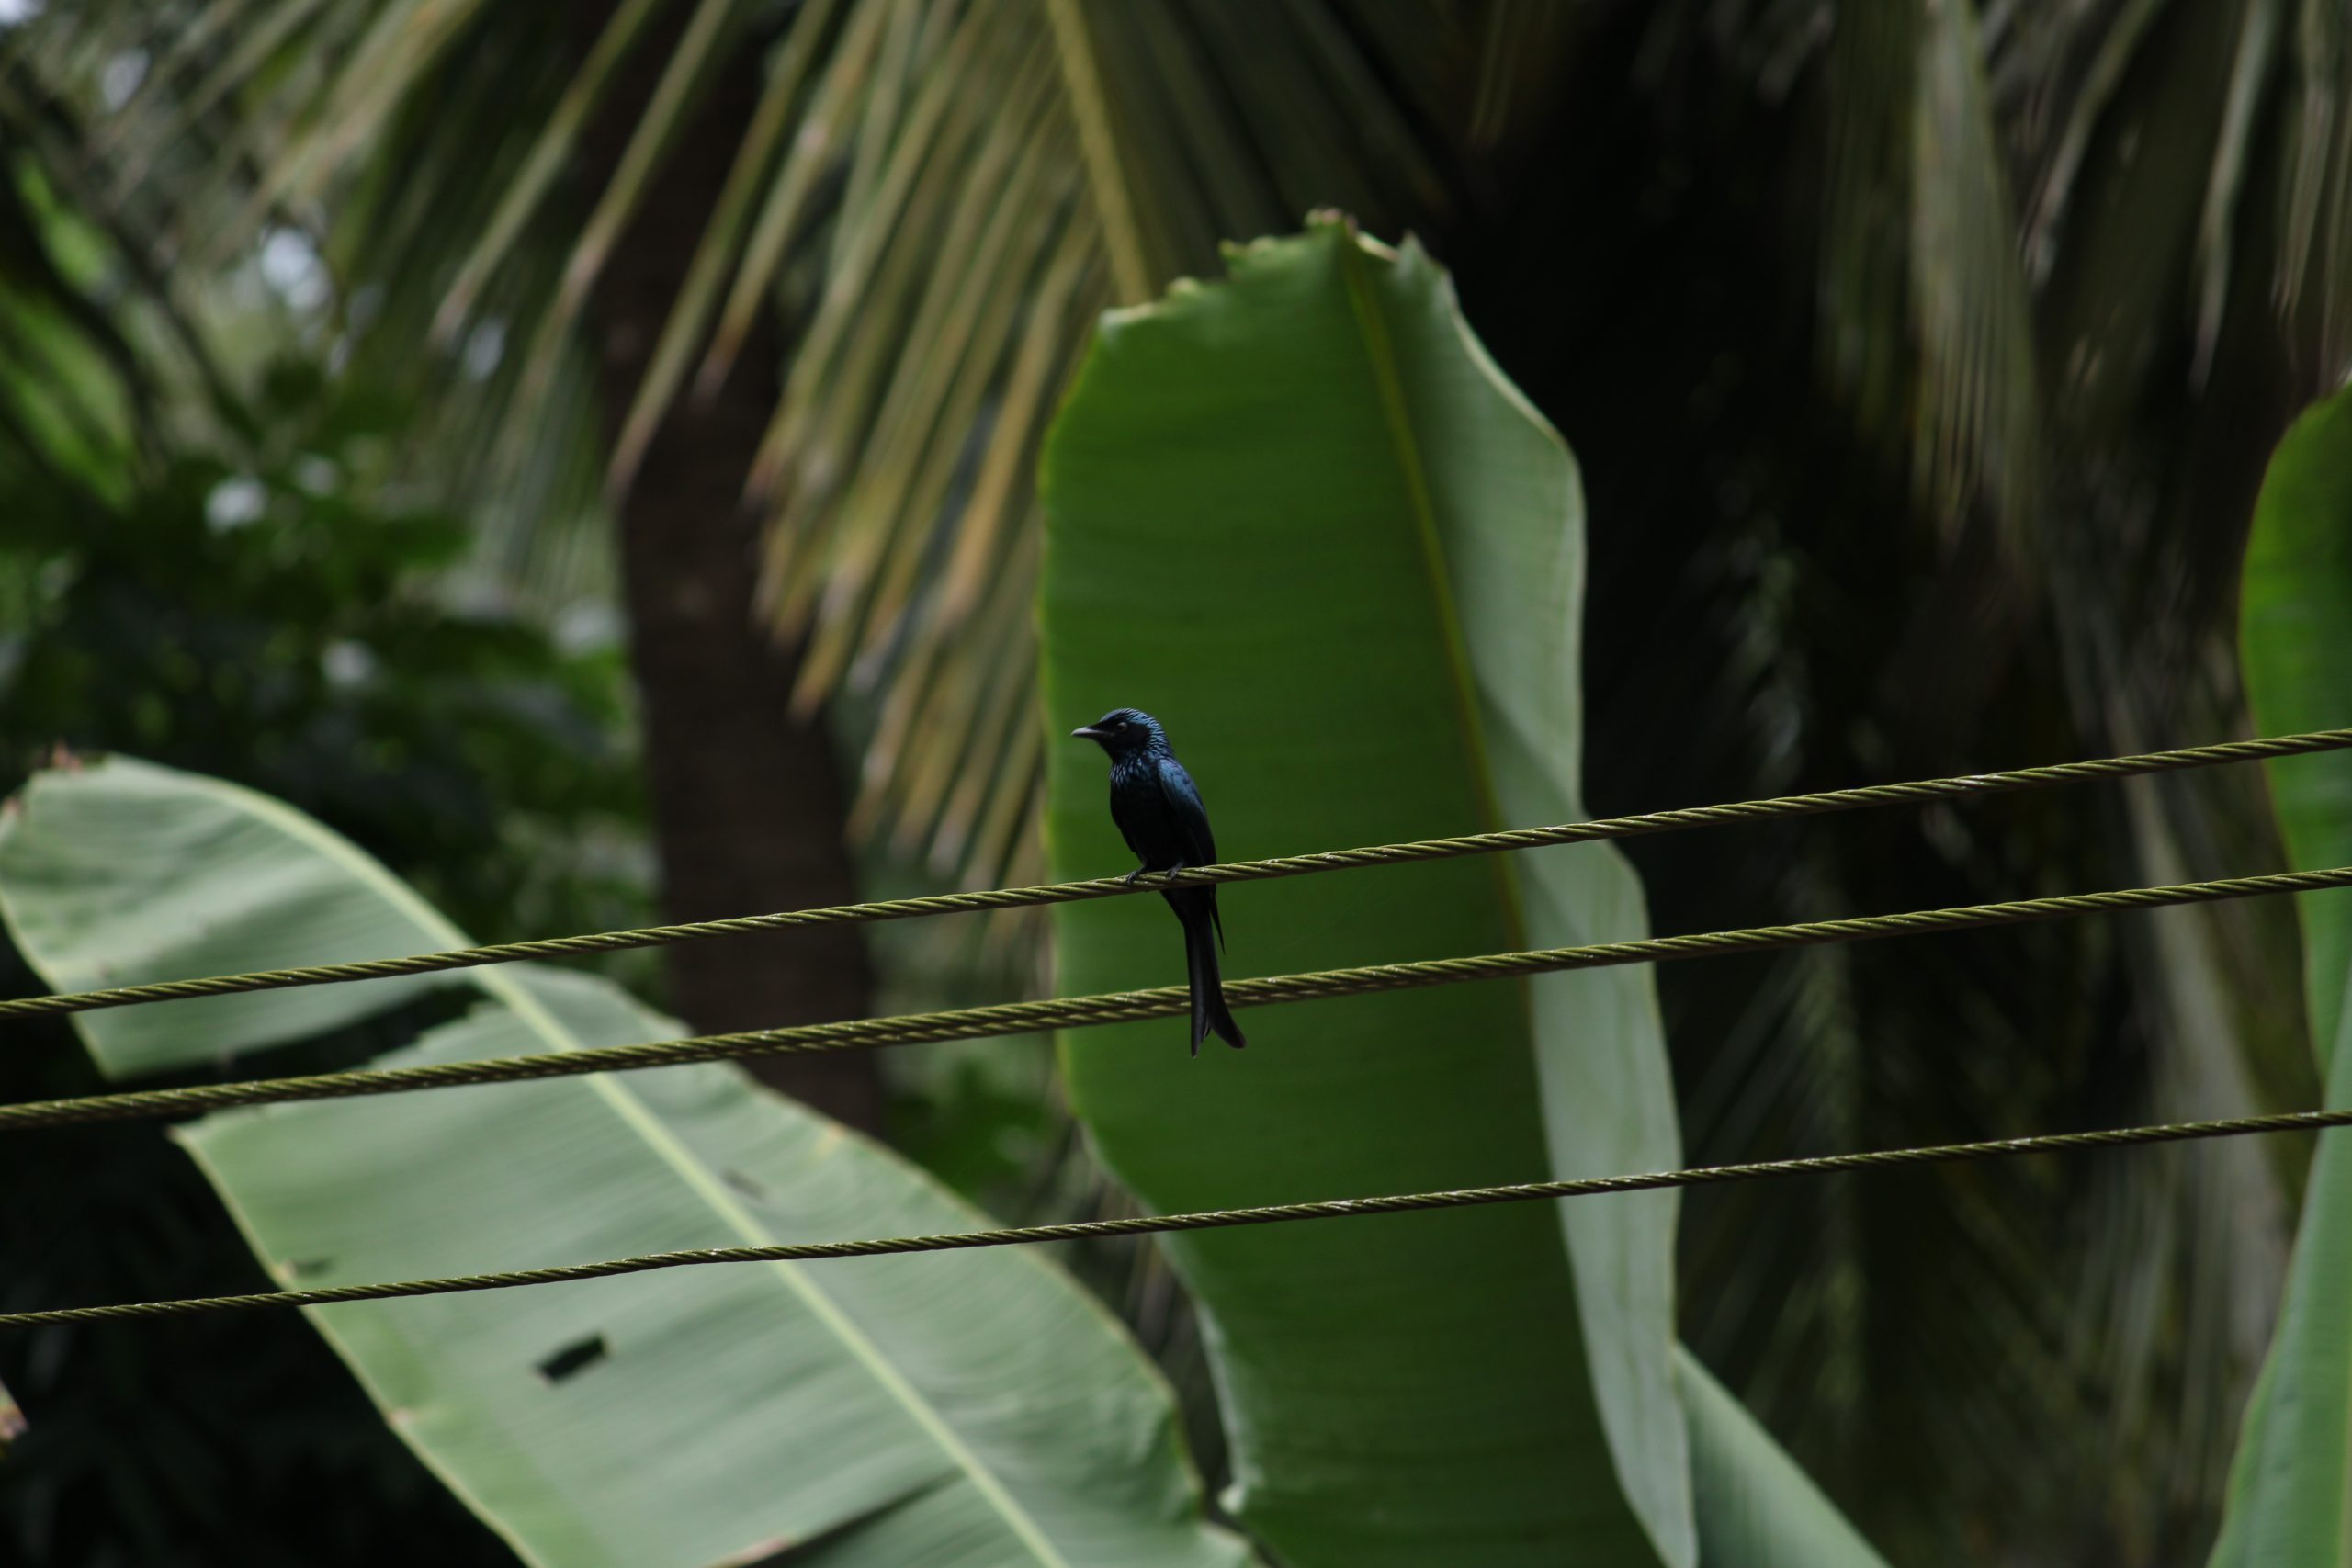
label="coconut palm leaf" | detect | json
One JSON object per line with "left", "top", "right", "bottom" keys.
{"left": 0, "top": 64, "right": 260, "bottom": 501}
{"left": 9, "top": 0, "right": 1517, "bottom": 895}
{"left": 1814, "top": 0, "right": 2352, "bottom": 542}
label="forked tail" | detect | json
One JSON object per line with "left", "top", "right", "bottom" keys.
{"left": 1180, "top": 897, "right": 1246, "bottom": 1055}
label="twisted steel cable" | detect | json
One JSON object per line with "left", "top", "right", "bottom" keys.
{"left": 6, "top": 727, "right": 2346, "bottom": 1024}
{"left": 6, "top": 863, "right": 2351, "bottom": 1133}
{"left": 7, "top": 1104, "right": 2350, "bottom": 1329}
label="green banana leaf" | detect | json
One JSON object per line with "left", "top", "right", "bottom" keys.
{"left": 2241, "top": 384, "right": 2352, "bottom": 1074}
{"left": 1678, "top": 1348, "right": 1887, "bottom": 1565}
{"left": 2212, "top": 383, "right": 2352, "bottom": 1567}
{"left": 0, "top": 752, "right": 462, "bottom": 1076}
{"left": 1039, "top": 216, "right": 1883, "bottom": 1568}
{"left": 0, "top": 756, "right": 1248, "bottom": 1568}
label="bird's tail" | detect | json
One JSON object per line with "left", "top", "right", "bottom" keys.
{"left": 1182, "top": 897, "right": 1246, "bottom": 1055}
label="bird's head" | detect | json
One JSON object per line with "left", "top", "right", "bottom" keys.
{"left": 1070, "top": 707, "right": 1165, "bottom": 759}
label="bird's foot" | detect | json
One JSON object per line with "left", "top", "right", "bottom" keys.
{"left": 1160, "top": 861, "right": 1187, "bottom": 885}
{"left": 1122, "top": 865, "right": 1148, "bottom": 886}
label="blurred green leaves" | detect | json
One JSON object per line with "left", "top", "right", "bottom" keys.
{"left": 0, "top": 355, "right": 647, "bottom": 949}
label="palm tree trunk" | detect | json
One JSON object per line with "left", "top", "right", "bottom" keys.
{"left": 576, "top": 4, "right": 882, "bottom": 1134}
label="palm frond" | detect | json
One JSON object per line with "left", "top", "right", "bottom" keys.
{"left": 1819, "top": 0, "right": 2039, "bottom": 548}
{"left": 429, "top": 0, "right": 676, "bottom": 345}
{"left": 2279, "top": 0, "right": 2352, "bottom": 373}
{"left": 1910, "top": 0, "right": 2039, "bottom": 543}
{"left": 28, "top": 0, "right": 1482, "bottom": 893}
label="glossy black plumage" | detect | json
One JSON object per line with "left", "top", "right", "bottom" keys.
{"left": 1070, "top": 708, "right": 1246, "bottom": 1054}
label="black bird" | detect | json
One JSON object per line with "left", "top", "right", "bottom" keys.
{"left": 1071, "top": 708, "right": 1246, "bottom": 1054}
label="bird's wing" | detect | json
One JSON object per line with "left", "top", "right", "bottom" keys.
{"left": 1157, "top": 759, "right": 1219, "bottom": 867}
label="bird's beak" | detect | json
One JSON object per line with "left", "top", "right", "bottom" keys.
{"left": 1070, "top": 725, "right": 1106, "bottom": 741}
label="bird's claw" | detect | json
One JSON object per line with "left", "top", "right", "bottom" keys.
{"left": 1122, "top": 866, "right": 1147, "bottom": 887}
{"left": 1161, "top": 863, "right": 1186, "bottom": 885}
